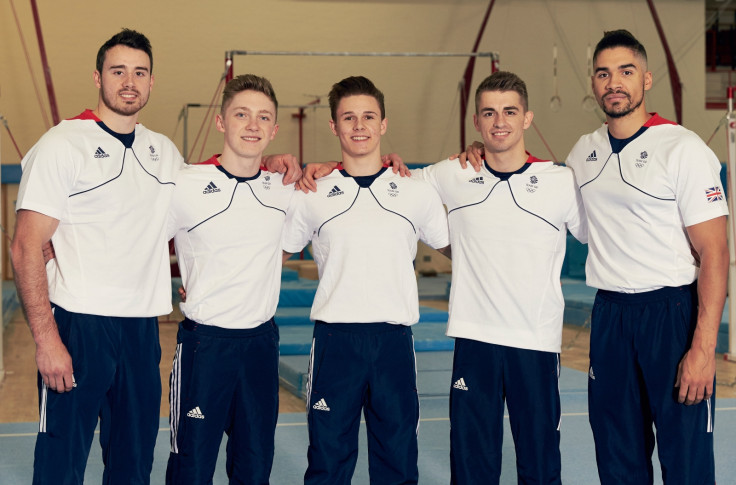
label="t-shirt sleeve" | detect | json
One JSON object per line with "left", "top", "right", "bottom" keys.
{"left": 670, "top": 135, "right": 729, "bottom": 227}
{"left": 16, "top": 132, "right": 78, "bottom": 220}
{"left": 417, "top": 183, "right": 450, "bottom": 249}
{"left": 282, "top": 190, "right": 313, "bottom": 253}
{"left": 166, "top": 187, "right": 182, "bottom": 241}
{"left": 413, "top": 160, "right": 454, "bottom": 202}
{"left": 565, "top": 175, "right": 588, "bottom": 244}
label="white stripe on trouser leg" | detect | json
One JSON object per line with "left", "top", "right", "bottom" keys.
{"left": 39, "top": 307, "right": 54, "bottom": 433}
{"left": 707, "top": 397, "right": 713, "bottom": 433}
{"left": 39, "top": 381, "right": 47, "bottom": 433}
{"left": 556, "top": 354, "right": 561, "bottom": 431}
{"left": 412, "top": 336, "right": 420, "bottom": 435}
{"left": 169, "top": 343, "right": 182, "bottom": 453}
{"left": 306, "top": 338, "right": 315, "bottom": 413}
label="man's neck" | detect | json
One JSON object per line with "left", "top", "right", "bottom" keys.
{"left": 219, "top": 149, "right": 262, "bottom": 178}
{"left": 341, "top": 154, "right": 383, "bottom": 176}
{"left": 606, "top": 108, "right": 652, "bottom": 139}
{"left": 94, "top": 103, "right": 138, "bottom": 134}
{"left": 484, "top": 144, "right": 527, "bottom": 173}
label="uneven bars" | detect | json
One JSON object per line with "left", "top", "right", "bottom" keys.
{"left": 228, "top": 50, "right": 497, "bottom": 58}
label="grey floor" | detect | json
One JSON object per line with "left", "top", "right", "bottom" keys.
{"left": 1, "top": 368, "right": 735, "bottom": 484}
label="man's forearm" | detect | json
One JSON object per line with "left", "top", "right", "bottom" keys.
{"left": 692, "top": 241, "right": 728, "bottom": 353}
{"left": 11, "top": 241, "right": 59, "bottom": 344}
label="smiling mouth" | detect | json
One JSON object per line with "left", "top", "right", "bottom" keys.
{"left": 242, "top": 136, "right": 261, "bottom": 142}
{"left": 492, "top": 131, "right": 510, "bottom": 136}
{"left": 351, "top": 136, "right": 369, "bottom": 141}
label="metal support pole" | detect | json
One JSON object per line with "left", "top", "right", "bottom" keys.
{"left": 726, "top": 86, "right": 736, "bottom": 360}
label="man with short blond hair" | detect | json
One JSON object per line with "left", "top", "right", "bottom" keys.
{"left": 165, "top": 73, "right": 292, "bottom": 484}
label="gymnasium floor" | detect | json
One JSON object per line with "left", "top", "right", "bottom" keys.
{"left": 1, "top": 273, "right": 735, "bottom": 483}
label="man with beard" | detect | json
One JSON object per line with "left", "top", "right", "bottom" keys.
{"left": 564, "top": 30, "right": 727, "bottom": 485}
{"left": 12, "top": 29, "right": 184, "bottom": 484}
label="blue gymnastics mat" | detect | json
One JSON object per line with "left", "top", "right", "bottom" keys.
{"left": 3, "top": 369, "right": 735, "bottom": 484}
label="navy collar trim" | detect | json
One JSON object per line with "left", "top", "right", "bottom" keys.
{"left": 339, "top": 166, "right": 388, "bottom": 188}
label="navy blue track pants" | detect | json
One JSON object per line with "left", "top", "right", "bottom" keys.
{"left": 588, "top": 284, "right": 715, "bottom": 485}
{"left": 304, "top": 321, "right": 419, "bottom": 485}
{"left": 166, "top": 318, "right": 279, "bottom": 485}
{"left": 449, "top": 338, "right": 561, "bottom": 485}
{"left": 33, "top": 305, "right": 162, "bottom": 485}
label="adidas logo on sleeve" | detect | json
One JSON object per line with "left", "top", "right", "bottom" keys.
{"left": 94, "top": 147, "right": 110, "bottom": 159}
{"left": 585, "top": 151, "right": 597, "bottom": 162}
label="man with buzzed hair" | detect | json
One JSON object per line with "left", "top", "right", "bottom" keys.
{"left": 165, "top": 73, "right": 292, "bottom": 484}
{"left": 565, "top": 30, "right": 727, "bottom": 484}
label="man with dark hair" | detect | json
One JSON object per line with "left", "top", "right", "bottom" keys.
{"left": 95, "top": 28, "right": 154, "bottom": 76}
{"left": 165, "top": 74, "right": 291, "bottom": 484}
{"left": 283, "top": 76, "right": 450, "bottom": 485}
{"left": 565, "top": 29, "right": 727, "bottom": 484}
{"left": 327, "top": 75, "right": 385, "bottom": 120}
{"left": 12, "top": 28, "right": 179, "bottom": 484}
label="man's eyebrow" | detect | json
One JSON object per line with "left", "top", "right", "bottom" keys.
{"left": 108, "top": 64, "right": 150, "bottom": 72}
{"left": 595, "top": 63, "right": 637, "bottom": 73}
{"left": 480, "top": 106, "right": 518, "bottom": 112}
{"left": 339, "top": 110, "right": 378, "bottom": 116}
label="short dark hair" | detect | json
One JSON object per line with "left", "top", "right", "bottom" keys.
{"left": 221, "top": 74, "right": 279, "bottom": 117}
{"left": 96, "top": 29, "right": 153, "bottom": 73}
{"left": 328, "top": 76, "right": 385, "bottom": 121}
{"left": 474, "top": 71, "right": 529, "bottom": 113}
{"left": 593, "top": 29, "right": 647, "bottom": 66}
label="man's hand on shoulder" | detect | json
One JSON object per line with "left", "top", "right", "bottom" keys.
{"left": 382, "top": 153, "right": 411, "bottom": 177}
{"left": 448, "top": 141, "right": 484, "bottom": 172}
{"left": 263, "top": 153, "right": 303, "bottom": 185}
{"left": 297, "top": 162, "right": 339, "bottom": 193}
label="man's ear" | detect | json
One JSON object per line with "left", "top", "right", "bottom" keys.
{"left": 523, "top": 110, "right": 534, "bottom": 130}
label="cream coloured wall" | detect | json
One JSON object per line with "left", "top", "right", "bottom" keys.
{"left": 0, "top": 0, "right": 723, "bottom": 168}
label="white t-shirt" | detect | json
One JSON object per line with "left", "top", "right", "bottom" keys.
{"left": 566, "top": 114, "right": 728, "bottom": 293}
{"left": 282, "top": 166, "right": 450, "bottom": 325}
{"left": 16, "top": 110, "right": 183, "bottom": 317}
{"left": 167, "top": 156, "right": 294, "bottom": 329}
{"left": 416, "top": 155, "right": 587, "bottom": 352}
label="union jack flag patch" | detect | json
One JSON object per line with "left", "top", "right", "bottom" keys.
{"left": 705, "top": 186, "right": 724, "bottom": 203}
